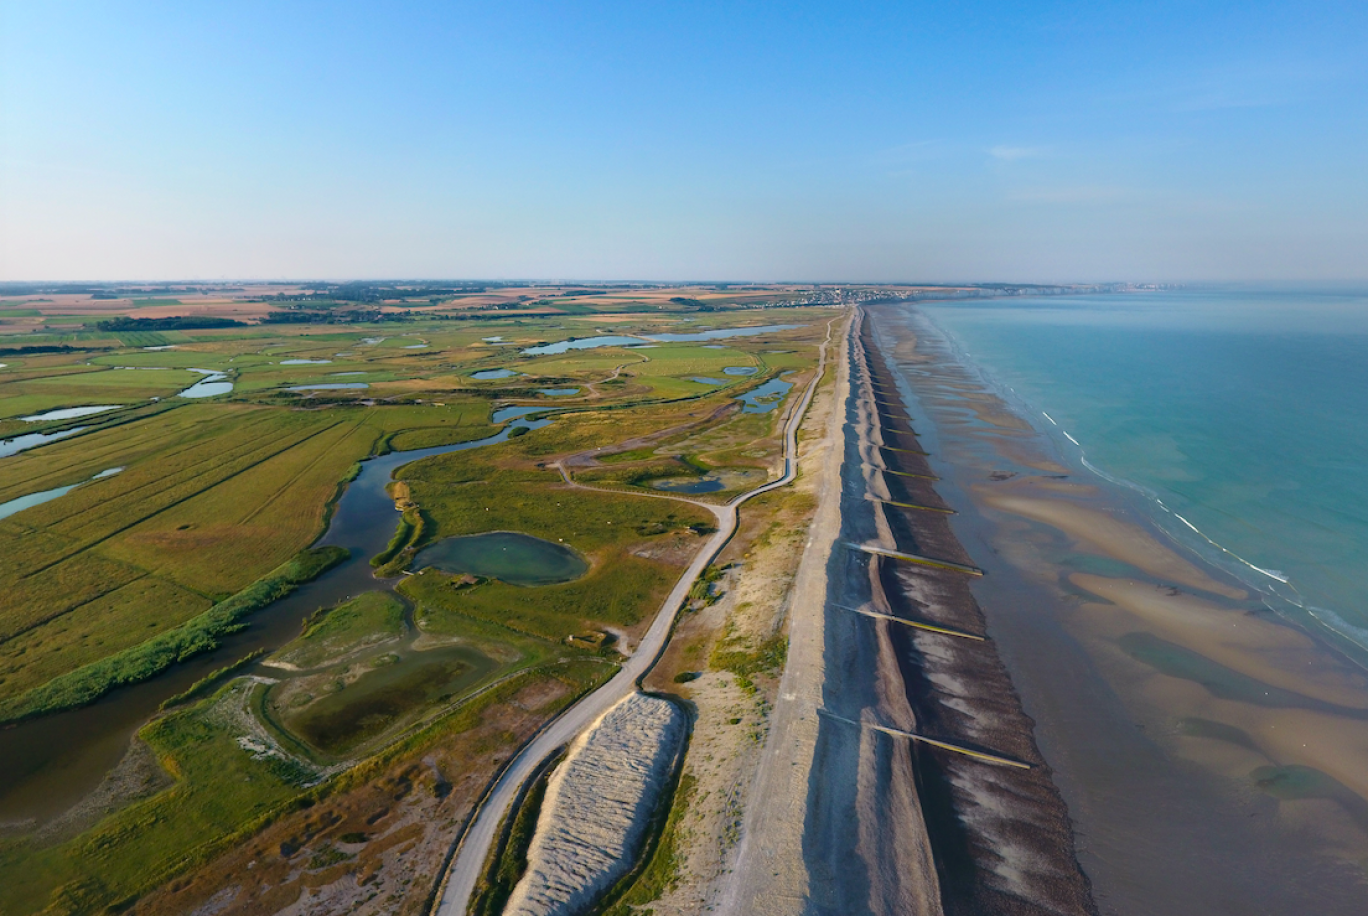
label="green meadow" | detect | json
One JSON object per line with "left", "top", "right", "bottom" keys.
{"left": 0, "top": 303, "right": 830, "bottom": 915}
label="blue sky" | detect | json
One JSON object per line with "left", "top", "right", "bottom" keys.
{"left": 2, "top": 1, "right": 1366, "bottom": 281}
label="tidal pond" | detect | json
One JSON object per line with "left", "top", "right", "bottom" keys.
{"left": 0, "top": 467, "right": 123, "bottom": 521}
{"left": 651, "top": 477, "right": 726, "bottom": 494}
{"left": 20, "top": 405, "right": 121, "bottom": 422}
{"left": 522, "top": 323, "right": 803, "bottom": 355}
{"left": 522, "top": 335, "right": 647, "bottom": 355}
{"left": 178, "top": 369, "right": 233, "bottom": 398}
{"left": 724, "top": 366, "right": 758, "bottom": 376}
{"left": 413, "top": 531, "right": 588, "bottom": 586}
{"left": 538, "top": 387, "right": 580, "bottom": 396}
{"left": 491, "top": 405, "right": 561, "bottom": 423}
{"left": 285, "top": 382, "right": 369, "bottom": 391}
{"left": 472, "top": 368, "right": 520, "bottom": 380}
{"left": 735, "top": 377, "right": 793, "bottom": 414}
{"left": 649, "top": 323, "right": 802, "bottom": 342}
{"left": 273, "top": 645, "right": 498, "bottom": 757}
{"left": 280, "top": 359, "right": 332, "bottom": 365}
{"left": 0, "top": 427, "right": 85, "bottom": 459}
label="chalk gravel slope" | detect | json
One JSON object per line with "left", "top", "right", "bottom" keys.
{"left": 504, "top": 693, "right": 686, "bottom": 916}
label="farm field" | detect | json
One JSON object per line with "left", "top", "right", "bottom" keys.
{"left": 0, "top": 288, "right": 834, "bottom": 916}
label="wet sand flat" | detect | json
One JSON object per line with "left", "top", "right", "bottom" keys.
{"left": 871, "top": 302, "right": 1368, "bottom": 913}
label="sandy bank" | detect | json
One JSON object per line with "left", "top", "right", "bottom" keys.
{"left": 979, "top": 490, "right": 1246, "bottom": 600}
{"left": 1071, "top": 573, "right": 1368, "bottom": 708}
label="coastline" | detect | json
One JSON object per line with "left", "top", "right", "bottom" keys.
{"left": 724, "top": 307, "right": 1095, "bottom": 915}
{"left": 872, "top": 302, "right": 1368, "bottom": 912}
{"left": 854, "top": 314, "right": 1096, "bottom": 915}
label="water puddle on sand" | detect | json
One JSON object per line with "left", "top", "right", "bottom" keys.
{"left": 413, "top": 531, "right": 588, "bottom": 586}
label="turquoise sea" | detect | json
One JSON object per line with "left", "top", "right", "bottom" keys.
{"left": 922, "top": 286, "right": 1368, "bottom": 661}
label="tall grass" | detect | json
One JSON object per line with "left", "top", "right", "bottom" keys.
{"left": 0, "top": 547, "right": 346, "bottom": 724}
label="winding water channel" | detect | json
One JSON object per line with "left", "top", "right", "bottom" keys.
{"left": 0, "top": 419, "right": 548, "bottom": 825}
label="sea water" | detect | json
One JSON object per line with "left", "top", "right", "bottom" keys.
{"left": 921, "top": 285, "right": 1368, "bottom": 660}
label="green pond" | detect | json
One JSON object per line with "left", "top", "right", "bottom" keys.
{"left": 280, "top": 645, "right": 498, "bottom": 756}
{"left": 413, "top": 531, "right": 588, "bottom": 585}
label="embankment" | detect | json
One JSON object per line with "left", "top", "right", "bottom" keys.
{"left": 502, "top": 692, "right": 686, "bottom": 916}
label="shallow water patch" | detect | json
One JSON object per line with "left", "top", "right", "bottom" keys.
{"left": 178, "top": 369, "right": 233, "bottom": 398}
{"left": 492, "top": 405, "right": 559, "bottom": 424}
{"left": 285, "top": 382, "right": 370, "bottom": 391}
{"left": 0, "top": 428, "right": 85, "bottom": 458}
{"left": 651, "top": 477, "right": 725, "bottom": 494}
{"left": 275, "top": 645, "right": 498, "bottom": 756}
{"left": 735, "top": 378, "right": 792, "bottom": 414}
{"left": 413, "top": 531, "right": 588, "bottom": 585}
{"left": 0, "top": 467, "right": 123, "bottom": 521}
{"left": 20, "top": 405, "right": 121, "bottom": 422}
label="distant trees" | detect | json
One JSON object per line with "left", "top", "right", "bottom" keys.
{"left": 95, "top": 315, "right": 245, "bottom": 331}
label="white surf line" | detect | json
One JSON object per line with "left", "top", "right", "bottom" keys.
{"left": 849, "top": 542, "right": 984, "bottom": 577}
{"left": 1044, "top": 408, "right": 1296, "bottom": 591}
{"left": 818, "top": 710, "right": 1032, "bottom": 769}
{"left": 833, "top": 602, "right": 984, "bottom": 641}
{"left": 431, "top": 317, "right": 838, "bottom": 916}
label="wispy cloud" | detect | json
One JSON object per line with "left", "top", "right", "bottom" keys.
{"left": 989, "top": 145, "right": 1049, "bottom": 162}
